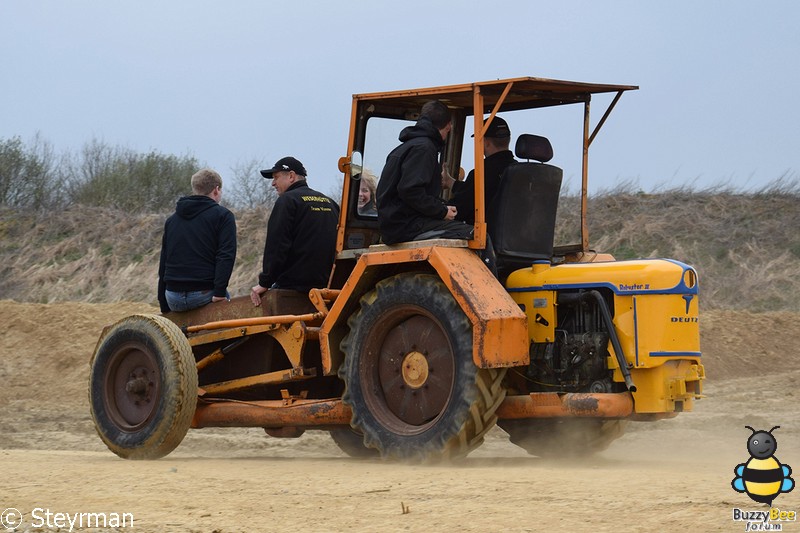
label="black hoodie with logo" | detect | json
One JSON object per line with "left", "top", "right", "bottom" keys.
{"left": 157, "top": 195, "right": 237, "bottom": 312}
{"left": 376, "top": 117, "right": 449, "bottom": 244}
{"left": 258, "top": 180, "right": 339, "bottom": 293}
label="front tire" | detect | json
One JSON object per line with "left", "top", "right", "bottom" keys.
{"left": 339, "top": 273, "right": 506, "bottom": 461}
{"left": 89, "top": 314, "right": 197, "bottom": 459}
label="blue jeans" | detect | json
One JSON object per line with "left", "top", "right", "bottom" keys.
{"left": 165, "top": 289, "right": 223, "bottom": 312}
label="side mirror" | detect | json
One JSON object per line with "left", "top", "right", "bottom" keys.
{"left": 350, "top": 151, "right": 363, "bottom": 179}
{"left": 338, "top": 151, "right": 364, "bottom": 179}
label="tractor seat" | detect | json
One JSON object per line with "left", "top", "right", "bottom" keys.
{"left": 488, "top": 134, "right": 563, "bottom": 282}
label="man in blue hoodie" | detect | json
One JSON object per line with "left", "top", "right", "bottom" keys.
{"left": 157, "top": 168, "right": 237, "bottom": 313}
{"left": 376, "top": 100, "right": 474, "bottom": 245}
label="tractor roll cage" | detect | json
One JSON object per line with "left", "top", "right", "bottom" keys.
{"left": 340, "top": 76, "right": 638, "bottom": 253}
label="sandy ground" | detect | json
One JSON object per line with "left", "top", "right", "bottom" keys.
{"left": 1, "top": 301, "right": 799, "bottom": 532}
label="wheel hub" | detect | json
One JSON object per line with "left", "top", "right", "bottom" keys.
{"left": 401, "top": 351, "right": 429, "bottom": 389}
{"left": 364, "top": 311, "right": 455, "bottom": 430}
{"left": 125, "top": 368, "right": 154, "bottom": 402}
{"left": 105, "top": 343, "right": 161, "bottom": 430}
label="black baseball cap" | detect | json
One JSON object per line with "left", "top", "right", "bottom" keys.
{"left": 260, "top": 156, "right": 307, "bottom": 178}
{"left": 471, "top": 116, "right": 511, "bottom": 138}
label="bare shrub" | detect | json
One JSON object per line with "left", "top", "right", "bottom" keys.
{"left": 226, "top": 158, "right": 277, "bottom": 210}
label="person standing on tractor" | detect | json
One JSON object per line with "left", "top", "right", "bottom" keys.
{"left": 376, "top": 100, "right": 474, "bottom": 244}
{"left": 157, "top": 168, "right": 237, "bottom": 313}
{"left": 250, "top": 156, "right": 339, "bottom": 306}
{"left": 443, "top": 116, "right": 516, "bottom": 226}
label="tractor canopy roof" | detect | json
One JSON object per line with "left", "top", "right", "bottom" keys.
{"left": 352, "top": 76, "right": 638, "bottom": 116}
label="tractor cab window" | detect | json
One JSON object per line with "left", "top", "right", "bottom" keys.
{"left": 356, "top": 116, "right": 414, "bottom": 218}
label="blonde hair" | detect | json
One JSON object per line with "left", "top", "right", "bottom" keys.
{"left": 361, "top": 171, "right": 377, "bottom": 197}
{"left": 359, "top": 171, "right": 378, "bottom": 214}
{"left": 191, "top": 168, "right": 222, "bottom": 196}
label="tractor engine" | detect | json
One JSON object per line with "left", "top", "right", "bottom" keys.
{"left": 527, "top": 290, "right": 616, "bottom": 394}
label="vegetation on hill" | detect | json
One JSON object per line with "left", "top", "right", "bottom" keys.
{"left": 2, "top": 180, "right": 798, "bottom": 311}
{"left": 0, "top": 135, "right": 293, "bottom": 213}
{"left": 2, "top": 134, "right": 798, "bottom": 311}
{"left": 555, "top": 180, "right": 800, "bottom": 311}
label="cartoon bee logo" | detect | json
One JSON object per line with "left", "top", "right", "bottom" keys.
{"left": 732, "top": 425, "right": 794, "bottom": 505}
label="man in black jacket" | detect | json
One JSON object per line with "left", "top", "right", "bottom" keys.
{"left": 443, "top": 116, "right": 516, "bottom": 226}
{"left": 376, "top": 100, "right": 473, "bottom": 244}
{"left": 250, "top": 156, "right": 339, "bottom": 306}
{"left": 158, "top": 168, "right": 237, "bottom": 313}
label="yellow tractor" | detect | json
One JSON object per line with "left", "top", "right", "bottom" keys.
{"left": 89, "top": 76, "right": 704, "bottom": 460}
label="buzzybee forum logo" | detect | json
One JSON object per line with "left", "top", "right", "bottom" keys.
{"left": 732, "top": 426, "right": 794, "bottom": 505}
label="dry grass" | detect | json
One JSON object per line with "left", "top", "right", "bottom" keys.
{"left": 0, "top": 205, "right": 269, "bottom": 304}
{"left": 2, "top": 181, "right": 798, "bottom": 311}
{"left": 584, "top": 183, "right": 800, "bottom": 311}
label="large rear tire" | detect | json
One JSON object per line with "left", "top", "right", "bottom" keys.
{"left": 498, "top": 418, "right": 628, "bottom": 458}
{"left": 89, "top": 314, "right": 197, "bottom": 459}
{"left": 339, "top": 273, "right": 506, "bottom": 461}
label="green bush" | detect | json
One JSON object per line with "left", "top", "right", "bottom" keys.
{"left": 0, "top": 136, "right": 201, "bottom": 212}
{"left": 66, "top": 139, "right": 199, "bottom": 212}
{"left": 0, "top": 135, "right": 60, "bottom": 210}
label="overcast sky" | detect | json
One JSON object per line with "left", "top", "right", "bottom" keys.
{"left": 2, "top": 1, "right": 798, "bottom": 197}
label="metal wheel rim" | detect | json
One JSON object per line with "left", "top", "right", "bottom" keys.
{"left": 360, "top": 305, "right": 455, "bottom": 435}
{"left": 103, "top": 341, "right": 162, "bottom": 431}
